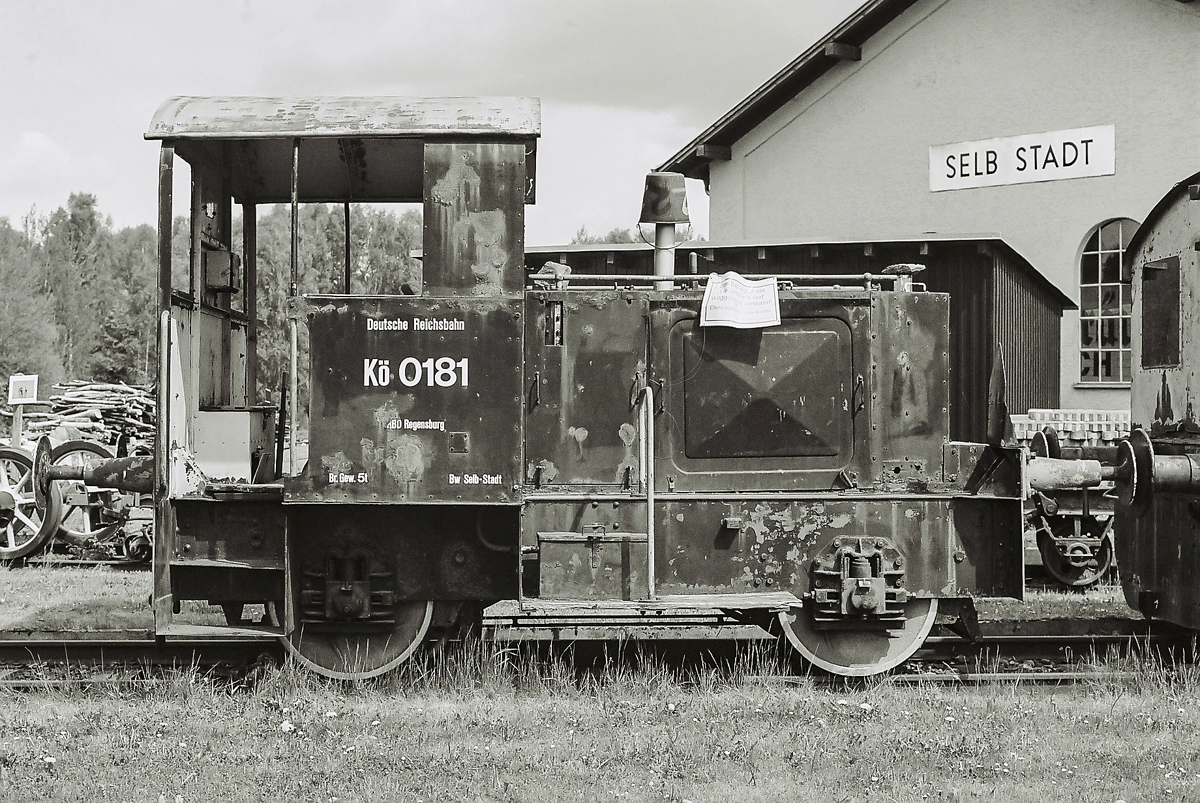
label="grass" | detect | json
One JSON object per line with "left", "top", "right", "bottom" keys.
{"left": 974, "top": 581, "right": 1139, "bottom": 622}
{"left": 0, "top": 568, "right": 1181, "bottom": 801}
{"left": 0, "top": 643, "right": 1196, "bottom": 801}
{"left": 0, "top": 565, "right": 223, "bottom": 632}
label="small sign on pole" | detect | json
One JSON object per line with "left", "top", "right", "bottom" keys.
{"left": 8, "top": 373, "right": 38, "bottom": 447}
{"left": 8, "top": 374, "right": 38, "bottom": 405}
{"left": 700, "top": 272, "right": 781, "bottom": 329}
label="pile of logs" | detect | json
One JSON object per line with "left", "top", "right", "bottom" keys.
{"left": 2, "top": 382, "right": 155, "bottom": 447}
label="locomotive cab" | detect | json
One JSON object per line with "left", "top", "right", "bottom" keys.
{"left": 138, "top": 97, "right": 540, "bottom": 677}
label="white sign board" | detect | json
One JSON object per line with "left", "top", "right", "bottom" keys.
{"left": 7, "top": 374, "right": 37, "bottom": 405}
{"left": 929, "top": 125, "right": 1114, "bottom": 192}
{"left": 700, "top": 273, "right": 781, "bottom": 329}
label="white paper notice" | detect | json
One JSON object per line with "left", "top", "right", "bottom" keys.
{"left": 700, "top": 272, "right": 781, "bottom": 329}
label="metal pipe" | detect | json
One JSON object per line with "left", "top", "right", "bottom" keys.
{"left": 1026, "top": 457, "right": 1111, "bottom": 493}
{"left": 653, "top": 223, "right": 675, "bottom": 291}
{"left": 527, "top": 272, "right": 904, "bottom": 285}
{"left": 289, "top": 138, "right": 300, "bottom": 475}
{"left": 640, "top": 384, "right": 656, "bottom": 600}
{"left": 344, "top": 202, "right": 351, "bottom": 294}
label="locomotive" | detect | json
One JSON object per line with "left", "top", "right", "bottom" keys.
{"left": 32, "top": 96, "right": 1027, "bottom": 678}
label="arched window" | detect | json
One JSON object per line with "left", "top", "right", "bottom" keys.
{"left": 1079, "top": 218, "right": 1137, "bottom": 383}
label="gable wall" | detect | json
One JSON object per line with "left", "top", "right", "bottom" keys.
{"left": 707, "top": 0, "right": 1200, "bottom": 408}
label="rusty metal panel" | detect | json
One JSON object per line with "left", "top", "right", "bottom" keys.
{"left": 172, "top": 500, "right": 285, "bottom": 570}
{"left": 652, "top": 292, "right": 870, "bottom": 492}
{"left": 1129, "top": 187, "right": 1199, "bottom": 432}
{"left": 653, "top": 498, "right": 986, "bottom": 598}
{"left": 948, "top": 497, "right": 1024, "bottom": 599}
{"left": 1116, "top": 493, "right": 1200, "bottom": 626}
{"left": 538, "top": 535, "right": 648, "bottom": 600}
{"left": 287, "top": 296, "right": 522, "bottom": 503}
{"left": 287, "top": 505, "right": 519, "bottom": 601}
{"left": 870, "top": 291, "right": 949, "bottom": 481}
{"left": 147, "top": 96, "right": 541, "bottom": 140}
{"left": 523, "top": 291, "right": 648, "bottom": 489}
{"left": 423, "top": 142, "right": 526, "bottom": 297}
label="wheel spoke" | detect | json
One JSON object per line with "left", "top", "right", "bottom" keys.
{"left": 12, "top": 509, "right": 40, "bottom": 533}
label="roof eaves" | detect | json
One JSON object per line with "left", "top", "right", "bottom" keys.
{"left": 658, "top": 0, "right": 920, "bottom": 180}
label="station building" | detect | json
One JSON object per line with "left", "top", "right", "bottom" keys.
{"left": 657, "top": 0, "right": 1200, "bottom": 414}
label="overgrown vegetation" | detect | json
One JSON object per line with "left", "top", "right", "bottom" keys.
{"left": 0, "top": 197, "right": 421, "bottom": 403}
{"left": 0, "top": 642, "right": 1195, "bottom": 801}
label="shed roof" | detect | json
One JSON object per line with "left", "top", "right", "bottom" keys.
{"left": 145, "top": 96, "right": 541, "bottom": 140}
{"left": 657, "top": 0, "right": 917, "bottom": 181}
{"left": 527, "top": 234, "right": 1075, "bottom": 310}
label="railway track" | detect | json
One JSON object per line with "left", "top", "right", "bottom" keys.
{"left": 0, "top": 616, "right": 1190, "bottom": 688}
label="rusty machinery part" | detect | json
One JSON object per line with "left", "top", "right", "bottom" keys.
{"left": 49, "top": 441, "right": 129, "bottom": 547}
{"left": 281, "top": 601, "right": 434, "bottom": 681}
{"left": 1033, "top": 512, "right": 1114, "bottom": 588}
{"left": 807, "top": 536, "right": 908, "bottom": 625}
{"left": 777, "top": 599, "right": 939, "bottom": 676}
{"left": 1116, "top": 428, "right": 1156, "bottom": 518}
{"left": 0, "top": 448, "right": 63, "bottom": 562}
{"left": 32, "top": 435, "right": 154, "bottom": 512}
{"left": 1030, "top": 427, "right": 1061, "bottom": 459}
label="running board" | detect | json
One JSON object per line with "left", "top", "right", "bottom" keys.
{"left": 517, "top": 591, "right": 800, "bottom": 617}
{"left": 156, "top": 623, "right": 281, "bottom": 640}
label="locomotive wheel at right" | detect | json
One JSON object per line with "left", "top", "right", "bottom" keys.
{"left": 777, "top": 598, "right": 939, "bottom": 677}
{"left": 281, "top": 601, "right": 434, "bottom": 680}
{"left": 1037, "top": 516, "right": 1113, "bottom": 588}
{"left": 0, "top": 447, "right": 62, "bottom": 562}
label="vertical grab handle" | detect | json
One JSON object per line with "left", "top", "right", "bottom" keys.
{"left": 636, "top": 383, "right": 656, "bottom": 600}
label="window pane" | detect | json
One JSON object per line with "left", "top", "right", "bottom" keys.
{"left": 1081, "top": 285, "right": 1099, "bottom": 317}
{"left": 1100, "top": 350, "right": 1116, "bottom": 380}
{"left": 1101, "top": 318, "right": 1120, "bottom": 348}
{"left": 1100, "top": 220, "right": 1123, "bottom": 252}
{"left": 1101, "top": 252, "right": 1121, "bottom": 283}
{"left": 1120, "top": 351, "right": 1131, "bottom": 382}
{"left": 1101, "top": 286, "right": 1119, "bottom": 314}
{"left": 1081, "top": 350, "right": 1098, "bottom": 380}
{"left": 1121, "top": 284, "right": 1132, "bottom": 316}
{"left": 1081, "top": 252, "right": 1099, "bottom": 284}
{"left": 1084, "top": 231, "right": 1099, "bottom": 253}
{"left": 1122, "top": 317, "right": 1131, "bottom": 348}
{"left": 1081, "top": 318, "right": 1098, "bottom": 347}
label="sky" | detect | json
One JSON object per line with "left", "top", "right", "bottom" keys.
{"left": 0, "top": 0, "right": 862, "bottom": 246}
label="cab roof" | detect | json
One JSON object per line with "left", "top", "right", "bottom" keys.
{"left": 145, "top": 96, "right": 540, "bottom": 205}
{"left": 145, "top": 96, "right": 541, "bottom": 140}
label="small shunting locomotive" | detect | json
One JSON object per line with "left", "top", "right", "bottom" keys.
{"left": 34, "top": 96, "right": 1027, "bottom": 678}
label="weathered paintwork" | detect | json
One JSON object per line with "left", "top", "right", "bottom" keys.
{"left": 423, "top": 142, "right": 527, "bottom": 296}
{"left": 524, "top": 291, "right": 648, "bottom": 490}
{"left": 146, "top": 96, "right": 541, "bottom": 140}
{"left": 288, "top": 296, "right": 522, "bottom": 504}
{"left": 522, "top": 494, "right": 1022, "bottom": 602}
{"left": 1116, "top": 171, "right": 1200, "bottom": 624}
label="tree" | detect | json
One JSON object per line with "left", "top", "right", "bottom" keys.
{"left": 571, "top": 225, "right": 636, "bottom": 245}
{"left": 0, "top": 219, "right": 64, "bottom": 383}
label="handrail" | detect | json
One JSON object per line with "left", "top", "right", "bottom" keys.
{"left": 638, "top": 383, "right": 656, "bottom": 600}
{"left": 528, "top": 272, "right": 905, "bottom": 290}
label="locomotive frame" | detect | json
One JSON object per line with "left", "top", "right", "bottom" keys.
{"left": 35, "top": 96, "right": 1029, "bottom": 679}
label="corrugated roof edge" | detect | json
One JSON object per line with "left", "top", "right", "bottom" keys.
{"left": 145, "top": 96, "right": 541, "bottom": 140}
{"left": 657, "top": 0, "right": 918, "bottom": 179}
